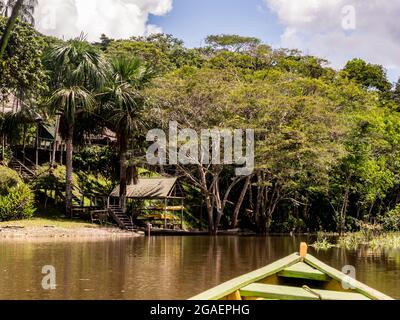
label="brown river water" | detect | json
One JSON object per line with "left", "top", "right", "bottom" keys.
{"left": 0, "top": 236, "right": 399, "bottom": 300}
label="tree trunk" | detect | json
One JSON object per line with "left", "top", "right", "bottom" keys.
{"left": 51, "top": 115, "right": 60, "bottom": 168}
{"left": 213, "top": 177, "right": 223, "bottom": 234}
{"left": 119, "top": 134, "right": 128, "bottom": 212}
{"left": 339, "top": 187, "right": 350, "bottom": 235}
{"left": 198, "top": 165, "right": 214, "bottom": 233}
{"left": 231, "top": 176, "right": 251, "bottom": 228}
{"left": 65, "top": 124, "right": 74, "bottom": 217}
{"left": 0, "top": 0, "right": 24, "bottom": 58}
{"left": 21, "top": 123, "right": 27, "bottom": 163}
{"left": 127, "top": 164, "right": 138, "bottom": 185}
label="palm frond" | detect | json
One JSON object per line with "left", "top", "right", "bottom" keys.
{"left": 49, "top": 86, "right": 95, "bottom": 125}
{"left": 2, "top": 0, "right": 38, "bottom": 25}
{"left": 46, "top": 36, "right": 109, "bottom": 90}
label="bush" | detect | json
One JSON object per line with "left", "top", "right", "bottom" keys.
{"left": 312, "top": 232, "right": 335, "bottom": 250}
{"left": 33, "top": 164, "right": 79, "bottom": 191}
{"left": 0, "top": 166, "right": 35, "bottom": 221}
{"left": 380, "top": 205, "right": 400, "bottom": 232}
{"left": 74, "top": 146, "right": 118, "bottom": 178}
{"left": 357, "top": 221, "right": 383, "bottom": 241}
{"left": 77, "top": 172, "right": 114, "bottom": 197}
{"left": 32, "top": 164, "right": 81, "bottom": 204}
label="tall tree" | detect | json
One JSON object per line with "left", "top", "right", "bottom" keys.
{"left": 99, "top": 56, "right": 154, "bottom": 211}
{"left": 0, "top": 16, "right": 47, "bottom": 101}
{"left": 205, "top": 34, "right": 261, "bottom": 52}
{"left": 0, "top": 0, "right": 24, "bottom": 58}
{"left": 0, "top": 0, "right": 37, "bottom": 25}
{"left": 47, "top": 36, "right": 108, "bottom": 216}
{"left": 343, "top": 58, "right": 392, "bottom": 93}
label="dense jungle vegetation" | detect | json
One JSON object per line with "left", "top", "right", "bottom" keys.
{"left": 2, "top": 12, "right": 400, "bottom": 235}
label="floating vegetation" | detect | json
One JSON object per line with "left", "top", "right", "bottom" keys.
{"left": 311, "top": 232, "right": 336, "bottom": 250}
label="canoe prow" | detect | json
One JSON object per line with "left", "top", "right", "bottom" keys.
{"left": 190, "top": 244, "right": 393, "bottom": 301}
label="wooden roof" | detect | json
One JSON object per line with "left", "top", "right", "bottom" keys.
{"left": 110, "top": 178, "right": 183, "bottom": 199}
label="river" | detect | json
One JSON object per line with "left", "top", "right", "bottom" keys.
{"left": 0, "top": 236, "right": 399, "bottom": 299}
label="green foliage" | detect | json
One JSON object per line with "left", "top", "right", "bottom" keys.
{"left": 205, "top": 34, "right": 261, "bottom": 52}
{"left": 275, "top": 53, "right": 328, "bottom": 79}
{"left": 74, "top": 145, "right": 117, "bottom": 177}
{"left": 312, "top": 232, "right": 335, "bottom": 250}
{"left": 271, "top": 215, "right": 307, "bottom": 233}
{"left": 357, "top": 221, "right": 383, "bottom": 242}
{"left": 32, "top": 165, "right": 79, "bottom": 195}
{"left": 0, "top": 166, "right": 35, "bottom": 221}
{"left": 3, "top": 27, "right": 400, "bottom": 233}
{"left": 343, "top": 58, "right": 392, "bottom": 92}
{"left": 0, "top": 16, "right": 47, "bottom": 97}
{"left": 100, "top": 55, "right": 156, "bottom": 140}
{"left": 380, "top": 205, "right": 400, "bottom": 232}
{"left": 77, "top": 172, "right": 113, "bottom": 197}
{"left": 106, "top": 34, "right": 204, "bottom": 71}
{"left": 207, "top": 50, "right": 257, "bottom": 70}
{"left": 106, "top": 40, "right": 172, "bottom": 73}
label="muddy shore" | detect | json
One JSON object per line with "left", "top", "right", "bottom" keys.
{"left": 0, "top": 225, "right": 143, "bottom": 241}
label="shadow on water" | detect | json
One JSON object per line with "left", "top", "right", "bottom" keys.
{"left": 0, "top": 236, "right": 399, "bottom": 299}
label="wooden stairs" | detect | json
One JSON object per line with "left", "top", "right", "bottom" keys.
{"left": 8, "top": 157, "right": 36, "bottom": 181}
{"left": 108, "top": 205, "right": 136, "bottom": 231}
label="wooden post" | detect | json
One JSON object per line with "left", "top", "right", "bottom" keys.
{"left": 60, "top": 143, "right": 63, "bottom": 165}
{"left": 35, "top": 122, "right": 39, "bottom": 166}
{"left": 181, "top": 198, "right": 184, "bottom": 230}
{"left": 147, "top": 223, "right": 152, "bottom": 237}
{"left": 164, "top": 198, "right": 167, "bottom": 229}
{"left": 300, "top": 242, "right": 308, "bottom": 261}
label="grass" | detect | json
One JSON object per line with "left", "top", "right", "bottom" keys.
{"left": 312, "top": 231, "right": 400, "bottom": 250}
{"left": 366, "top": 233, "right": 400, "bottom": 249}
{"left": 0, "top": 217, "right": 100, "bottom": 229}
{"left": 311, "top": 232, "right": 336, "bottom": 250}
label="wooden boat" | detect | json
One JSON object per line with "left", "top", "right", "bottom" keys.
{"left": 190, "top": 243, "right": 394, "bottom": 300}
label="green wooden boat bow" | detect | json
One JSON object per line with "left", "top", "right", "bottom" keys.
{"left": 190, "top": 243, "right": 394, "bottom": 301}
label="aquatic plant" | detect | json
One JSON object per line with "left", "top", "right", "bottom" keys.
{"left": 312, "top": 232, "right": 336, "bottom": 250}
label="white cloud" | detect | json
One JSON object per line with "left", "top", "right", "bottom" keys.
{"left": 34, "top": 0, "right": 173, "bottom": 41}
{"left": 265, "top": 0, "right": 400, "bottom": 81}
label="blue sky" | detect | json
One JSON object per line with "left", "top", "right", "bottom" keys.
{"left": 149, "top": 0, "right": 283, "bottom": 48}
{"left": 148, "top": 0, "right": 400, "bottom": 83}
{"left": 35, "top": 0, "right": 400, "bottom": 82}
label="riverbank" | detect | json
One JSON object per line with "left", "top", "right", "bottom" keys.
{"left": 0, "top": 218, "right": 143, "bottom": 240}
{"left": 312, "top": 232, "right": 400, "bottom": 250}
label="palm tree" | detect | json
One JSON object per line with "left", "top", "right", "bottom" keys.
{"left": 0, "top": 0, "right": 24, "bottom": 58}
{"left": 1, "top": 0, "right": 37, "bottom": 25}
{"left": 0, "top": 1, "right": 5, "bottom": 14}
{"left": 47, "top": 36, "right": 108, "bottom": 216}
{"left": 99, "top": 56, "right": 155, "bottom": 211}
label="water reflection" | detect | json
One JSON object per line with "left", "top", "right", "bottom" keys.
{"left": 0, "top": 236, "right": 398, "bottom": 300}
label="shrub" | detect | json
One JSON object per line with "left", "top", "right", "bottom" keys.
{"left": 312, "top": 232, "right": 335, "bottom": 250}
{"left": 0, "top": 166, "right": 35, "bottom": 221}
{"left": 357, "top": 221, "right": 383, "bottom": 241}
{"left": 380, "top": 205, "right": 400, "bottom": 232}
{"left": 31, "top": 165, "right": 81, "bottom": 204}
{"left": 77, "top": 172, "right": 114, "bottom": 197}
{"left": 33, "top": 164, "right": 79, "bottom": 191}
{"left": 74, "top": 146, "right": 118, "bottom": 177}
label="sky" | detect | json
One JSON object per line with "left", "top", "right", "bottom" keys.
{"left": 34, "top": 0, "right": 400, "bottom": 82}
